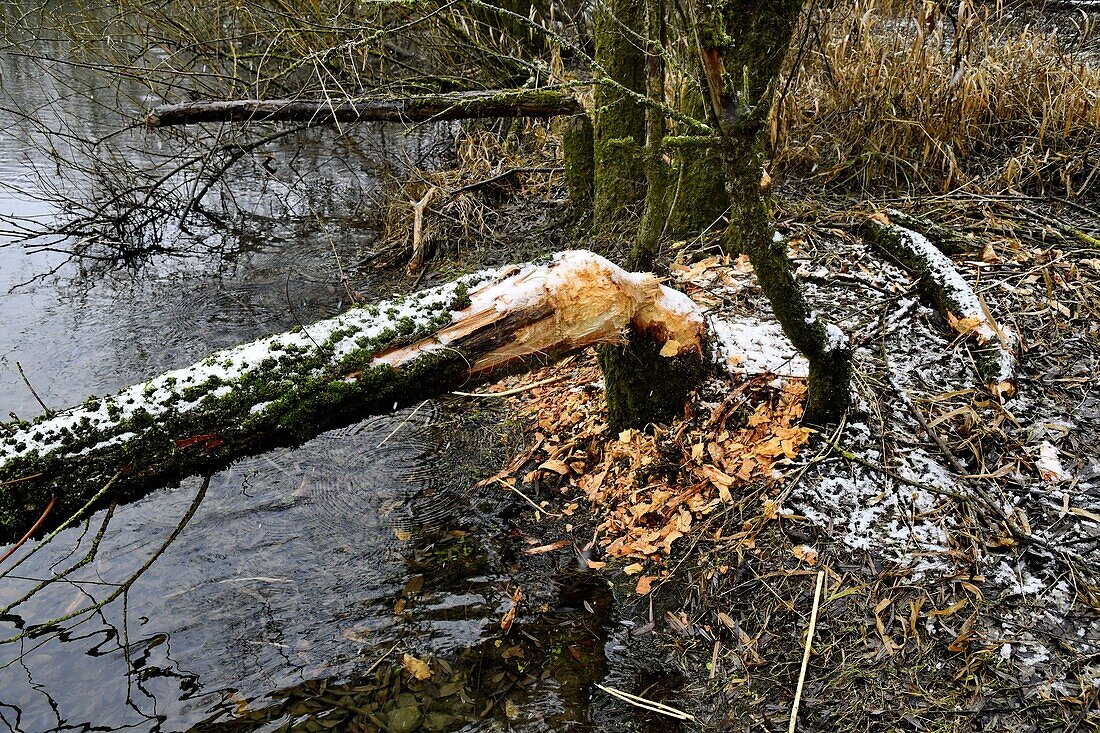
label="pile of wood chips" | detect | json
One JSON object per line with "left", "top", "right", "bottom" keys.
{"left": 472, "top": 254, "right": 817, "bottom": 592}
{"left": 482, "top": 359, "right": 810, "bottom": 588}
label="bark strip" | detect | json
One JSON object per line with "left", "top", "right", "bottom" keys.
{"left": 0, "top": 252, "right": 705, "bottom": 543}
{"left": 143, "top": 89, "right": 583, "bottom": 128}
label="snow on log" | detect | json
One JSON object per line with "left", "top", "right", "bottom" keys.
{"left": 143, "top": 89, "right": 583, "bottom": 128}
{"left": 0, "top": 252, "right": 705, "bottom": 543}
{"left": 864, "top": 213, "right": 1016, "bottom": 386}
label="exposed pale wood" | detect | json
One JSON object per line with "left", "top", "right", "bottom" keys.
{"left": 0, "top": 252, "right": 705, "bottom": 543}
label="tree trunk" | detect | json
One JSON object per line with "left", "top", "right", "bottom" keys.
{"left": 592, "top": 0, "right": 647, "bottom": 227}
{"left": 561, "top": 114, "right": 595, "bottom": 214}
{"left": 598, "top": 0, "right": 708, "bottom": 433}
{"left": 143, "top": 89, "right": 583, "bottom": 128}
{"left": 694, "top": 0, "right": 851, "bottom": 426}
{"left": 665, "top": 92, "right": 728, "bottom": 240}
{"left": 0, "top": 252, "right": 705, "bottom": 543}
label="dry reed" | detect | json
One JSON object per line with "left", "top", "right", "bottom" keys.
{"left": 773, "top": 0, "right": 1100, "bottom": 197}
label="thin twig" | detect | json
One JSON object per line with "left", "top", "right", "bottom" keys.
{"left": 0, "top": 497, "right": 56, "bottom": 565}
{"left": 788, "top": 570, "right": 825, "bottom": 733}
{"left": 492, "top": 476, "right": 561, "bottom": 517}
{"left": 15, "top": 361, "right": 53, "bottom": 417}
{"left": 452, "top": 375, "right": 565, "bottom": 398}
{"left": 596, "top": 683, "right": 696, "bottom": 721}
{"left": 378, "top": 400, "right": 429, "bottom": 448}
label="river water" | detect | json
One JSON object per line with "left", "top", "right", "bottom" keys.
{"left": 0, "top": 27, "right": 637, "bottom": 733}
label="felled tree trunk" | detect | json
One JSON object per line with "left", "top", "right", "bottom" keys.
{"left": 863, "top": 213, "right": 1016, "bottom": 386}
{"left": 0, "top": 252, "right": 705, "bottom": 543}
{"left": 143, "top": 89, "right": 583, "bottom": 128}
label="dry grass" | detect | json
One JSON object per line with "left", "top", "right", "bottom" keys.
{"left": 379, "top": 122, "right": 564, "bottom": 270}
{"left": 775, "top": 0, "right": 1100, "bottom": 197}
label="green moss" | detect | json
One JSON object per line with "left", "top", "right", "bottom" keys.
{"left": 451, "top": 282, "right": 471, "bottom": 311}
{"left": 598, "top": 330, "right": 709, "bottom": 432}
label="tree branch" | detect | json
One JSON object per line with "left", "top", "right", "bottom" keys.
{"left": 143, "top": 89, "right": 583, "bottom": 128}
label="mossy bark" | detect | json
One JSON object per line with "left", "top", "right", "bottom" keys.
{"left": 665, "top": 92, "right": 728, "bottom": 240}
{"left": 862, "top": 217, "right": 1014, "bottom": 385}
{"left": 592, "top": 0, "right": 647, "bottom": 227}
{"left": 475, "top": 0, "right": 552, "bottom": 56}
{"left": 599, "top": 331, "right": 708, "bottom": 432}
{"left": 697, "top": 0, "right": 851, "bottom": 426}
{"left": 600, "top": 0, "right": 708, "bottom": 430}
{"left": 561, "top": 114, "right": 595, "bottom": 214}
{"left": 0, "top": 252, "right": 706, "bottom": 543}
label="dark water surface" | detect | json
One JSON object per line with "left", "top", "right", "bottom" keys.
{"left": 0, "top": 34, "right": 626, "bottom": 733}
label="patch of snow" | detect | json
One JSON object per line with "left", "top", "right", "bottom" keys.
{"left": 824, "top": 323, "right": 848, "bottom": 352}
{"left": 790, "top": 447, "right": 953, "bottom": 574}
{"left": 992, "top": 562, "right": 1046, "bottom": 596}
{"left": 708, "top": 316, "right": 809, "bottom": 378}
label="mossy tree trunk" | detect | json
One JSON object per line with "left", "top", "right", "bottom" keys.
{"left": 599, "top": 0, "right": 708, "bottom": 432}
{"left": 0, "top": 252, "right": 706, "bottom": 544}
{"left": 695, "top": 0, "right": 851, "bottom": 426}
{"left": 592, "top": 0, "right": 647, "bottom": 228}
{"left": 664, "top": 90, "right": 729, "bottom": 240}
{"left": 561, "top": 114, "right": 595, "bottom": 214}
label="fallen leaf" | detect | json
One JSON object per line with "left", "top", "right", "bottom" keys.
{"left": 539, "top": 458, "right": 570, "bottom": 475}
{"left": 946, "top": 311, "right": 987, "bottom": 336}
{"left": 635, "top": 575, "right": 656, "bottom": 595}
{"left": 1035, "top": 441, "right": 1068, "bottom": 482}
{"left": 791, "top": 544, "right": 818, "bottom": 566}
{"left": 981, "top": 242, "right": 1001, "bottom": 263}
{"left": 401, "top": 654, "right": 432, "bottom": 681}
{"left": 623, "top": 562, "right": 645, "bottom": 575}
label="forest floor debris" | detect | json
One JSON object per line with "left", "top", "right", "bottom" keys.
{"left": 465, "top": 206, "right": 1100, "bottom": 731}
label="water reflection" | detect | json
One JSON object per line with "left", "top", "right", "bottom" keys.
{"left": 0, "top": 400, "right": 530, "bottom": 731}
{"left": 0, "top": 13, "right": 681, "bottom": 731}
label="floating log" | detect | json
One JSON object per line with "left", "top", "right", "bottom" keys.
{"left": 143, "top": 89, "right": 583, "bottom": 128}
{"left": 0, "top": 252, "right": 705, "bottom": 543}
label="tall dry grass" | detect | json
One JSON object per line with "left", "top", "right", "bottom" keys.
{"left": 773, "top": 0, "right": 1100, "bottom": 197}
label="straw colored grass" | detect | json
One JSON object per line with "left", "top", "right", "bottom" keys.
{"left": 774, "top": 0, "right": 1100, "bottom": 196}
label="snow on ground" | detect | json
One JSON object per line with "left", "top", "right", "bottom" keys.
{"left": 708, "top": 317, "right": 809, "bottom": 377}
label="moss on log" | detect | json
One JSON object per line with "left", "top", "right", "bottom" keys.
{"left": 143, "top": 89, "right": 583, "bottom": 128}
{"left": 863, "top": 214, "right": 1016, "bottom": 386}
{"left": 0, "top": 252, "right": 705, "bottom": 543}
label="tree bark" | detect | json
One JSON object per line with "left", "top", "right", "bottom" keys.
{"left": 863, "top": 214, "right": 1015, "bottom": 386}
{"left": 600, "top": 0, "right": 708, "bottom": 433}
{"left": 143, "top": 89, "right": 583, "bottom": 128}
{"left": 664, "top": 90, "right": 728, "bottom": 240}
{"left": 592, "top": 0, "right": 647, "bottom": 227}
{"left": 0, "top": 252, "right": 705, "bottom": 543}
{"left": 561, "top": 114, "right": 595, "bottom": 213}
{"left": 694, "top": 0, "right": 851, "bottom": 426}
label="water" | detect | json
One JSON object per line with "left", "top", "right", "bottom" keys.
{"left": 0, "top": 28, "right": 631, "bottom": 733}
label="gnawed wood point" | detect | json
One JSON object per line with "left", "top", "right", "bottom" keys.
{"left": 0, "top": 251, "right": 705, "bottom": 542}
